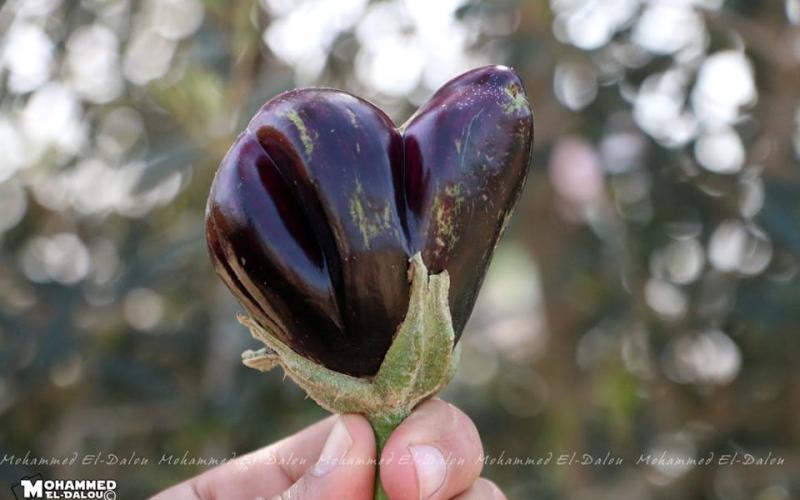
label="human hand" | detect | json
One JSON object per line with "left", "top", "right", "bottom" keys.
{"left": 152, "top": 398, "right": 505, "bottom": 499}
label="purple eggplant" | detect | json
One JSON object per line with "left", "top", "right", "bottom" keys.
{"left": 206, "top": 65, "right": 533, "bottom": 376}
{"left": 403, "top": 65, "right": 533, "bottom": 338}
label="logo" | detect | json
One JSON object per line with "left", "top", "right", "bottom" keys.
{"left": 11, "top": 474, "right": 117, "bottom": 499}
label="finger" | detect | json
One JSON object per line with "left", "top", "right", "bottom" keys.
{"left": 451, "top": 478, "right": 507, "bottom": 500}
{"left": 276, "top": 414, "right": 376, "bottom": 499}
{"left": 379, "top": 399, "right": 484, "bottom": 500}
{"left": 152, "top": 414, "right": 342, "bottom": 499}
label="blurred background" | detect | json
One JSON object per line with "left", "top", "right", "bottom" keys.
{"left": 1, "top": 0, "right": 799, "bottom": 498}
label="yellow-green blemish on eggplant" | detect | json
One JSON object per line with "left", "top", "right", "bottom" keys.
{"left": 431, "top": 184, "right": 466, "bottom": 256}
{"left": 432, "top": 199, "right": 457, "bottom": 256}
{"left": 282, "top": 109, "right": 315, "bottom": 158}
{"left": 502, "top": 83, "right": 529, "bottom": 115}
{"left": 444, "top": 183, "right": 466, "bottom": 209}
{"left": 349, "top": 178, "right": 392, "bottom": 249}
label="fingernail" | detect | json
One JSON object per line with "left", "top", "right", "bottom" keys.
{"left": 410, "top": 445, "right": 447, "bottom": 499}
{"left": 311, "top": 418, "right": 352, "bottom": 477}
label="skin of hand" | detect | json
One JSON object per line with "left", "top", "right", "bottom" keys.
{"left": 152, "top": 399, "right": 506, "bottom": 500}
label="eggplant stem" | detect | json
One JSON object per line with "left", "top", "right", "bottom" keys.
{"left": 238, "top": 253, "right": 459, "bottom": 499}
{"left": 367, "top": 411, "right": 407, "bottom": 500}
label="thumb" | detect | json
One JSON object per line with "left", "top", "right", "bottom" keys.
{"left": 277, "top": 414, "right": 376, "bottom": 499}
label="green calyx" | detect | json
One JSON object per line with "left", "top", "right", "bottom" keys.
{"left": 238, "top": 253, "right": 460, "bottom": 499}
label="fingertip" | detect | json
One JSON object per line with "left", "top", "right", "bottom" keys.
{"left": 380, "top": 399, "right": 484, "bottom": 500}
{"left": 451, "top": 478, "right": 507, "bottom": 500}
{"left": 487, "top": 479, "right": 508, "bottom": 500}
{"left": 282, "top": 414, "right": 376, "bottom": 499}
{"left": 340, "top": 413, "right": 376, "bottom": 453}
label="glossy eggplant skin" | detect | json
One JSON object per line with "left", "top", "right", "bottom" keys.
{"left": 206, "top": 132, "right": 345, "bottom": 369}
{"left": 403, "top": 65, "right": 533, "bottom": 338}
{"left": 208, "top": 89, "right": 411, "bottom": 376}
{"left": 206, "top": 66, "right": 533, "bottom": 377}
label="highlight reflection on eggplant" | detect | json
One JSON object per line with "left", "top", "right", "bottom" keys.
{"left": 206, "top": 65, "right": 533, "bottom": 377}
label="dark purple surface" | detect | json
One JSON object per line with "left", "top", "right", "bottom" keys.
{"left": 403, "top": 65, "right": 534, "bottom": 338}
{"left": 206, "top": 65, "right": 533, "bottom": 376}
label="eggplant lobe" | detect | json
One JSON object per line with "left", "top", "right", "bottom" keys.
{"left": 209, "top": 89, "right": 411, "bottom": 376}
{"left": 206, "top": 132, "right": 345, "bottom": 368}
{"left": 402, "top": 65, "right": 534, "bottom": 338}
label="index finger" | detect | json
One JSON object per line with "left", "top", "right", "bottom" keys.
{"left": 151, "top": 414, "right": 338, "bottom": 499}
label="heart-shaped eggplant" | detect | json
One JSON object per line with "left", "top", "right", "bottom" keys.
{"left": 206, "top": 65, "right": 533, "bottom": 376}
